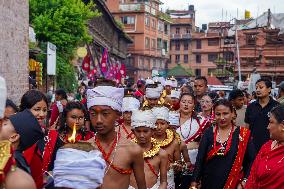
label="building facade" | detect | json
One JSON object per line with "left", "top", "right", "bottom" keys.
{"left": 168, "top": 5, "right": 195, "bottom": 78}
{"left": 0, "top": 0, "right": 29, "bottom": 104}
{"left": 237, "top": 27, "right": 284, "bottom": 83}
{"left": 105, "top": 0, "right": 170, "bottom": 81}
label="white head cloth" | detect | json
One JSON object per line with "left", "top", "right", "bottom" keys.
{"left": 165, "top": 80, "right": 172, "bottom": 86}
{"left": 152, "top": 106, "right": 169, "bottom": 123}
{"left": 87, "top": 86, "right": 124, "bottom": 112}
{"left": 131, "top": 110, "right": 157, "bottom": 129}
{"left": 146, "top": 87, "right": 160, "bottom": 99}
{"left": 122, "top": 97, "right": 140, "bottom": 112}
{"left": 157, "top": 84, "right": 164, "bottom": 94}
{"left": 53, "top": 148, "right": 106, "bottom": 189}
{"left": 146, "top": 78, "right": 154, "bottom": 85}
{"left": 171, "top": 80, "right": 178, "bottom": 88}
{"left": 171, "top": 90, "right": 181, "bottom": 99}
{"left": 0, "top": 77, "right": 7, "bottom": 119}
{"left": 169, "top": 111, "right": 180, "bottom": 126}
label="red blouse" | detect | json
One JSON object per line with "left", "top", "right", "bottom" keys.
{"left": 246, "top": 140, "right": 284, "bottom": 189}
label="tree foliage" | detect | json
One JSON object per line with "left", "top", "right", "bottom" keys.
{"left": 29, "top": 0, "right": 100, "bottom": 91}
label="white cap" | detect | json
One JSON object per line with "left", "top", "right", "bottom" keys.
{"left": 146, "top": 78, "right": 154, "bottom": 85}
{"left": 169, "top": 111, "right": 180, "bottom": 126}
{"left": 87, "top": 86, "right": 124, "bottom": 112}
{"left": 146, "top": 87, "right": 160, "bottom": 99}
{"left": 152, "top": 106, "right": 169, "bottom": 123}
{"left": 122, "top": 97, "right": 140, "bottom": 112}
{"left": 0, "top": 76, "right": 7, "bottom": 119}
{"left": 171, "top": 90, "right": 181, "bottom": 99}
{"left": 165, "top": 80, "right": 172, "bottom": 86}
{"left": 131, "top": 110, "right": 157, "bottom": 129}
{"left": 157, "top": 84, "right": 164, "bottom": 94}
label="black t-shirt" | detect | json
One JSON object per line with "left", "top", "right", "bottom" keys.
{"left": 245, "top": 97, "right": 279, "bottom": 153}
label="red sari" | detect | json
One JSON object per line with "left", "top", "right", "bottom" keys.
{"left": 246, "top": 140, "right": 284, "bottom": 189}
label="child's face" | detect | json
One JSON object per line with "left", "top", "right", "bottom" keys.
{"left": 66, "top": 109, "right": 85, "bottom": 131}
{"left": 133, "top": 127, "right": 153, "bottom": 144}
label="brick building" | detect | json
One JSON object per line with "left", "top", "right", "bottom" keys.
{"left": 167, "top": 5, "right": 195, "bottom": 78}
{"left": 86, "top": 0, "right": 133, "bottom": 76}
{"left": 0, "top": 0, "right": 29, "bottom": 104}
{"left": 105, "top": 0, "right": 170, "bottom": 81}
{"left": 237, "top": 27, "right": 284, "bottom": 83}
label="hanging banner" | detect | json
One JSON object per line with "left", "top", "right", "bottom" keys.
{"left": 82, "top": 54, "right": 91, "bottom": 72}
{"left": 47, "top": 42, "right": 57, "bottom": 75}
{"left": 100, "top": 48, "right": 108, "bottom": 74}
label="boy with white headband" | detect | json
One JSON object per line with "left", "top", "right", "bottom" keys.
{"left": 144, "top": 85, "right": 161, "bottom": 109}
{"left": 130, "top": 110, "right": 168, "bottom": 189}
{"left": 121, "top": 94, "right": 140, "bottom": 140}
{"left": 152, "top": 106, "right": 182, "bottom": 189}
{"left": 87, "top": 82, "right": 146, "bottom": 189}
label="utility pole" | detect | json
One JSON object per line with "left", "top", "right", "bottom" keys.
{"left": 235, "top": 19, "right": 242, "bottom": 82}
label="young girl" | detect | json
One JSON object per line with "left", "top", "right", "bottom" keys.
{"left": 43, "top": 102, "right": 94, "bottom": 188}
{"left": 57, "top": 101, "right": 94, "bottom": 142}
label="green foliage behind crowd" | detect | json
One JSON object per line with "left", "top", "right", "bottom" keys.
{"left": 29, "top": 0, "right": 100, "bottom": 92}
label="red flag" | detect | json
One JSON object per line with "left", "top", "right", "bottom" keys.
{"left": 120, "top": 63, "right": 126, "bottom": 78}
{"left": 100, "top": 49, "right": 108, "bottom": 73}
{"left": 82, "top": 55, "right": 91, "bottom": 72}
{"left": 87, "top": 68, "right": 97, "bottom": 79}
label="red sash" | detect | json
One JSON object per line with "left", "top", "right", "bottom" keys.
{"left": 223, "top": 127, "right": 250, "bottom": 189}
{"left": 184, "top": 118, "right": 204, "bottom": 144}
{"left": 206, "top": 126, "right": 234, "bottom": 161}
{"left": 42, "top": 130, "right": 58, "bottom": 174}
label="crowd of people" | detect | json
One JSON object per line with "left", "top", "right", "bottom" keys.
{"left": 1, "top": 75, "right": 284, "bottom": 189}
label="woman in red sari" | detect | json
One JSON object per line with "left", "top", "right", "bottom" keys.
{"left": 246, "top": 105, "right": 284, "bottom": 189}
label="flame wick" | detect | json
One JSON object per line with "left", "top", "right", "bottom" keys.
{"left": 68, "top": 123, "right": 77, "bottom": 143}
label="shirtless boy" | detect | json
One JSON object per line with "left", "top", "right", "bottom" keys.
{"left": 130, "top": 109, "right": 168, "bottom": 189}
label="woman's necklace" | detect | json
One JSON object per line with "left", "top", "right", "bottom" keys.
{"left": 179, "top": 116, "right": 193, "bottom": 140}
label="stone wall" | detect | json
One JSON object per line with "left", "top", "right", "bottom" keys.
{"left": 0, "top": 0, "right": 29, "bottom": 104}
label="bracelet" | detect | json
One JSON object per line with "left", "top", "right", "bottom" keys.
{"left": 189, "top": 187, "right": 197, "bottom": 189}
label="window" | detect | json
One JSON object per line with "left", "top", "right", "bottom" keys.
{"left": 145, "top": 37, "right": 150, "bottom": 49}
{"left": 158, "top": 21, "right": 164, "bottom": 32}
{"left": 208, "top": 38, "right": 219, "bottom": 46}
{"left": 145, "top": 16, "right": 150, "bottom": 26}
{"left": 151, "top": 39, "right": 156, "bottom": 49}
{"left": 246, "top": 34, "right": 257, "bottom": 46}
{"left": 195, "top": 69, "right": 201, "bottom": 76}
{"left": 163, "top": 40, "right": 168, "bottom": 52}
{"left": 196, "top": 54, "right": 201, "bottom": 63}
{"left": 208, "top": 53, "right": 218, "bottom": 62}
{"left": 164, "top": 24, "right": 168, "bottom": 34}
{"left": 224, "top": 51, "right": 234, "bottom": 61}
{"left": 121, "top": 16, "right": 135, "bottom": 25}
{"left": 196, "top": 39, "right": 201, "bottom": 49}
{"left": 186, "top": 27, "right": 191, "bottom": 34}
{"left": 157, "top": 38, "right": 162, "bottom": 49}
{"left": 175, "top": 55, "right": 180, "bottom": 63}
{"left": 184, "top": 42, "right": 189, "bottom": 50}
{"left": 175, "top": 42, "right": 180, "bottom": 51}
{"left": 184, "top": 55, "right": 188, "bottom": 63}
{"left": 176, "top": 28, "right": 180, "bottom": 34}
{"left": 151, "top": 19, "right": 156, "bottom": 29}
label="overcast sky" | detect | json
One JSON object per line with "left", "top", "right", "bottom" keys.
{"left": 161, "top": 0, "right": 284, "bottom": 27}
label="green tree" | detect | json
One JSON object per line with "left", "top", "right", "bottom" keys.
{"left": 29, "top": 0, "right": 100, "bottom": 92}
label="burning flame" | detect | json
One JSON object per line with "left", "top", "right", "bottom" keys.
{"left": 68, "top": 123, "right": 77, "bottom": 143}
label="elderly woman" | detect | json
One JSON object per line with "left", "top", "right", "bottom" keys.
{"left": 245, "top": 105, "right": 284, "bottom": 189}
